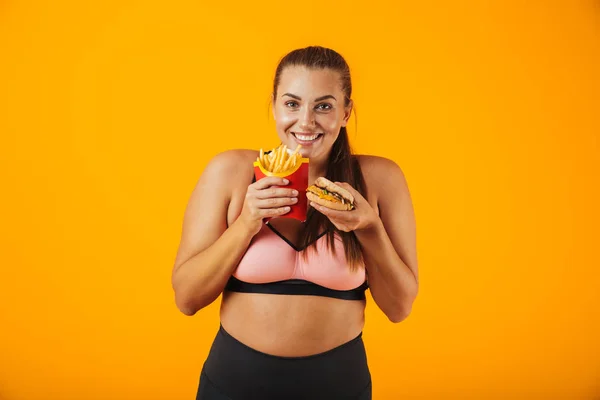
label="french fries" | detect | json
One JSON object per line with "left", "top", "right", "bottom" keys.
{"left": 256, "top": 144, "right": 303, "bottom": 174}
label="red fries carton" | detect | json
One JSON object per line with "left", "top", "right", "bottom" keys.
{"left": 253, "top": 146, "right": 309, "bottom": 222}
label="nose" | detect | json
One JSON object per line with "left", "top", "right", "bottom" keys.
{"left": 298, "top": 107, "right": 316, "bottom": 130}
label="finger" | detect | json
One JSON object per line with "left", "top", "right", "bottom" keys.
{"left": 256, "top": 197, "right": 298, "bottom": 209}
{"left": 328, "top": 221, "right": 350, "bottom": 232}
{"left": 252, "top": 176, "right": 289, "bottom": 189}
{"left": 254, "top": 187, "right": 298, "bottom": 199}
{"left": 261, "top": 206, "right": 291, "bottom": 217}
{"left": 310, "top": 202, "right": 352, "bottom": 220}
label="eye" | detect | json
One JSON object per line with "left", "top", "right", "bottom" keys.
{"left": 285, "top": 101, "right": 299, "bottom": 108}
{"left": 316, "top": 103, "right": 332, "bottom": 111}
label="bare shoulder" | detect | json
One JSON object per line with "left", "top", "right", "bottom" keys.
{"left": 355, "top": 154, "right": 409, "bottom": 198}
{"left": 356, "top": 154, "right": 403, "bottom": 172}
{"left": 207, "top": 149, "right": 258, "bottom": 174}
{"left": 203, "top": 149, "right": 258, "bottom": 189}
{"left": 173, "top": 149, "right": 257, "bottom": 270}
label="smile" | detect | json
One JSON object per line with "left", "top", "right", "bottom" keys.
{"left": 292, "top": 132, "right": 323, "bottom": 142}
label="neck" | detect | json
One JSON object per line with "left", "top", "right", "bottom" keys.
{"left": 308, "top": 157, "right": 328, "bottom": 185}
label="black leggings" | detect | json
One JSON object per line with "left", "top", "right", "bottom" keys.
{"left": 196, "top": 325, "right": 372, "bottom": 400}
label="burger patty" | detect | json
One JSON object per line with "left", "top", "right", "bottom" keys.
{"left": 307, "top": 186, "right": 348, "bottom": 204}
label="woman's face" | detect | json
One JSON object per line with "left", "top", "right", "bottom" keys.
{"left": 272, "top": 66, "right": 352, "bottom": 162}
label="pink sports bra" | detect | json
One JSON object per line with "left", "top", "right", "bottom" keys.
{"left": 225, "top": 216, "right": 368, "bottom": 301}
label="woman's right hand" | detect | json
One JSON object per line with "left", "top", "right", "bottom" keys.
{"left": 238, "top": 176, "right": 299, "bottom": 236}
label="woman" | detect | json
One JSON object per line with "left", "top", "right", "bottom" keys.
{"left": 172, "top": 46, "right": 419, "bottom": 400}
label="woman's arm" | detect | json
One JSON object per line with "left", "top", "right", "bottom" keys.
{"left": 171, "top": 151, "right": 255, "bottom": 316}
{"left": 171, "top": 150, "right": 296, "bottom": 316}
{"left": 308, "top": 156, "right": 419, "bottom": 322}
{"left": 356, "top": 157, "right": 419, "bottom": 322}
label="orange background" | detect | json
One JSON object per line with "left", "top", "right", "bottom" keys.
{"left": 1, "top": 1, "right": 599, "bottom": 399}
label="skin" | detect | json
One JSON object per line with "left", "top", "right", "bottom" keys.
{"left": 271, "top": 66, "right": 351, "bottom": 181}
{"left": 171, "top": 66, "right": 419, "bottom": 357}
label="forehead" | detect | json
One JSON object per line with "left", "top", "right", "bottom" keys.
{"left": 277, "top": 66, "right": 343, "bottom": 98}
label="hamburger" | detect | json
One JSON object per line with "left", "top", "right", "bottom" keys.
{"left": 306, "top": 177, "right": 355, "bottom": 211}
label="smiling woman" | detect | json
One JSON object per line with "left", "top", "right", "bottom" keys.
{"left": 171, "top": 46, "right": 419, "bottom": 399}
{"left": 277, "top": 91, "right": 337, "bottom": 145}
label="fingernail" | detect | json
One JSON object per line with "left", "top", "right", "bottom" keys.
{"left": 291, "top": 197, "right": 298, "bottom": 203}
{"left": 284, "top": 207, "right": 291, "bottom": 211}
{"left": 292, "top": 190, "right": 298, "bottom": 196}
{"left": 283, "top": 179, "right": 289, "bottom": 184}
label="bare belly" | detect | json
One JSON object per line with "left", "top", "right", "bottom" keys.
{"left": 219, "top": 291, "right": 366, "bottom": 357}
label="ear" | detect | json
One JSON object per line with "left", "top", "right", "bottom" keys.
{"left": 341, "top": 99, "right": 353, "bottom": 127}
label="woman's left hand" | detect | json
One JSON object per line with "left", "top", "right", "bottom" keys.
{"left": 309, "top": 182, "right": 380, "bottom": 232}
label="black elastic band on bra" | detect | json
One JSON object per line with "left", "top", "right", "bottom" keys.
{"left": 225, "top": 276, "right": 368, "bottom": 301}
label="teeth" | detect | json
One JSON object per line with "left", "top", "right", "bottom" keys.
{"left": 295, "top": 133, "right": 320, "bottom": 141}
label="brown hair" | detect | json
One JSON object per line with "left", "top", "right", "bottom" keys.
{"left": 272, "top": 46, "right": 367, "bottom": 270}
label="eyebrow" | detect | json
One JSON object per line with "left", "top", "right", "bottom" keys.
{"left": 282, "top": 93, "right": 337, "bottom": 102}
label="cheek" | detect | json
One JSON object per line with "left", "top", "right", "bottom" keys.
{"left": 275, "top": 110, "right": 295, "bottom": 130}
{"left": 319, "top": 114, "right": 342, "bottom": 133}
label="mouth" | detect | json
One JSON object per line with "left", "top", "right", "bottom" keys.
{"left": 291, "top": 132, "right": 323, "bottom": 144}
